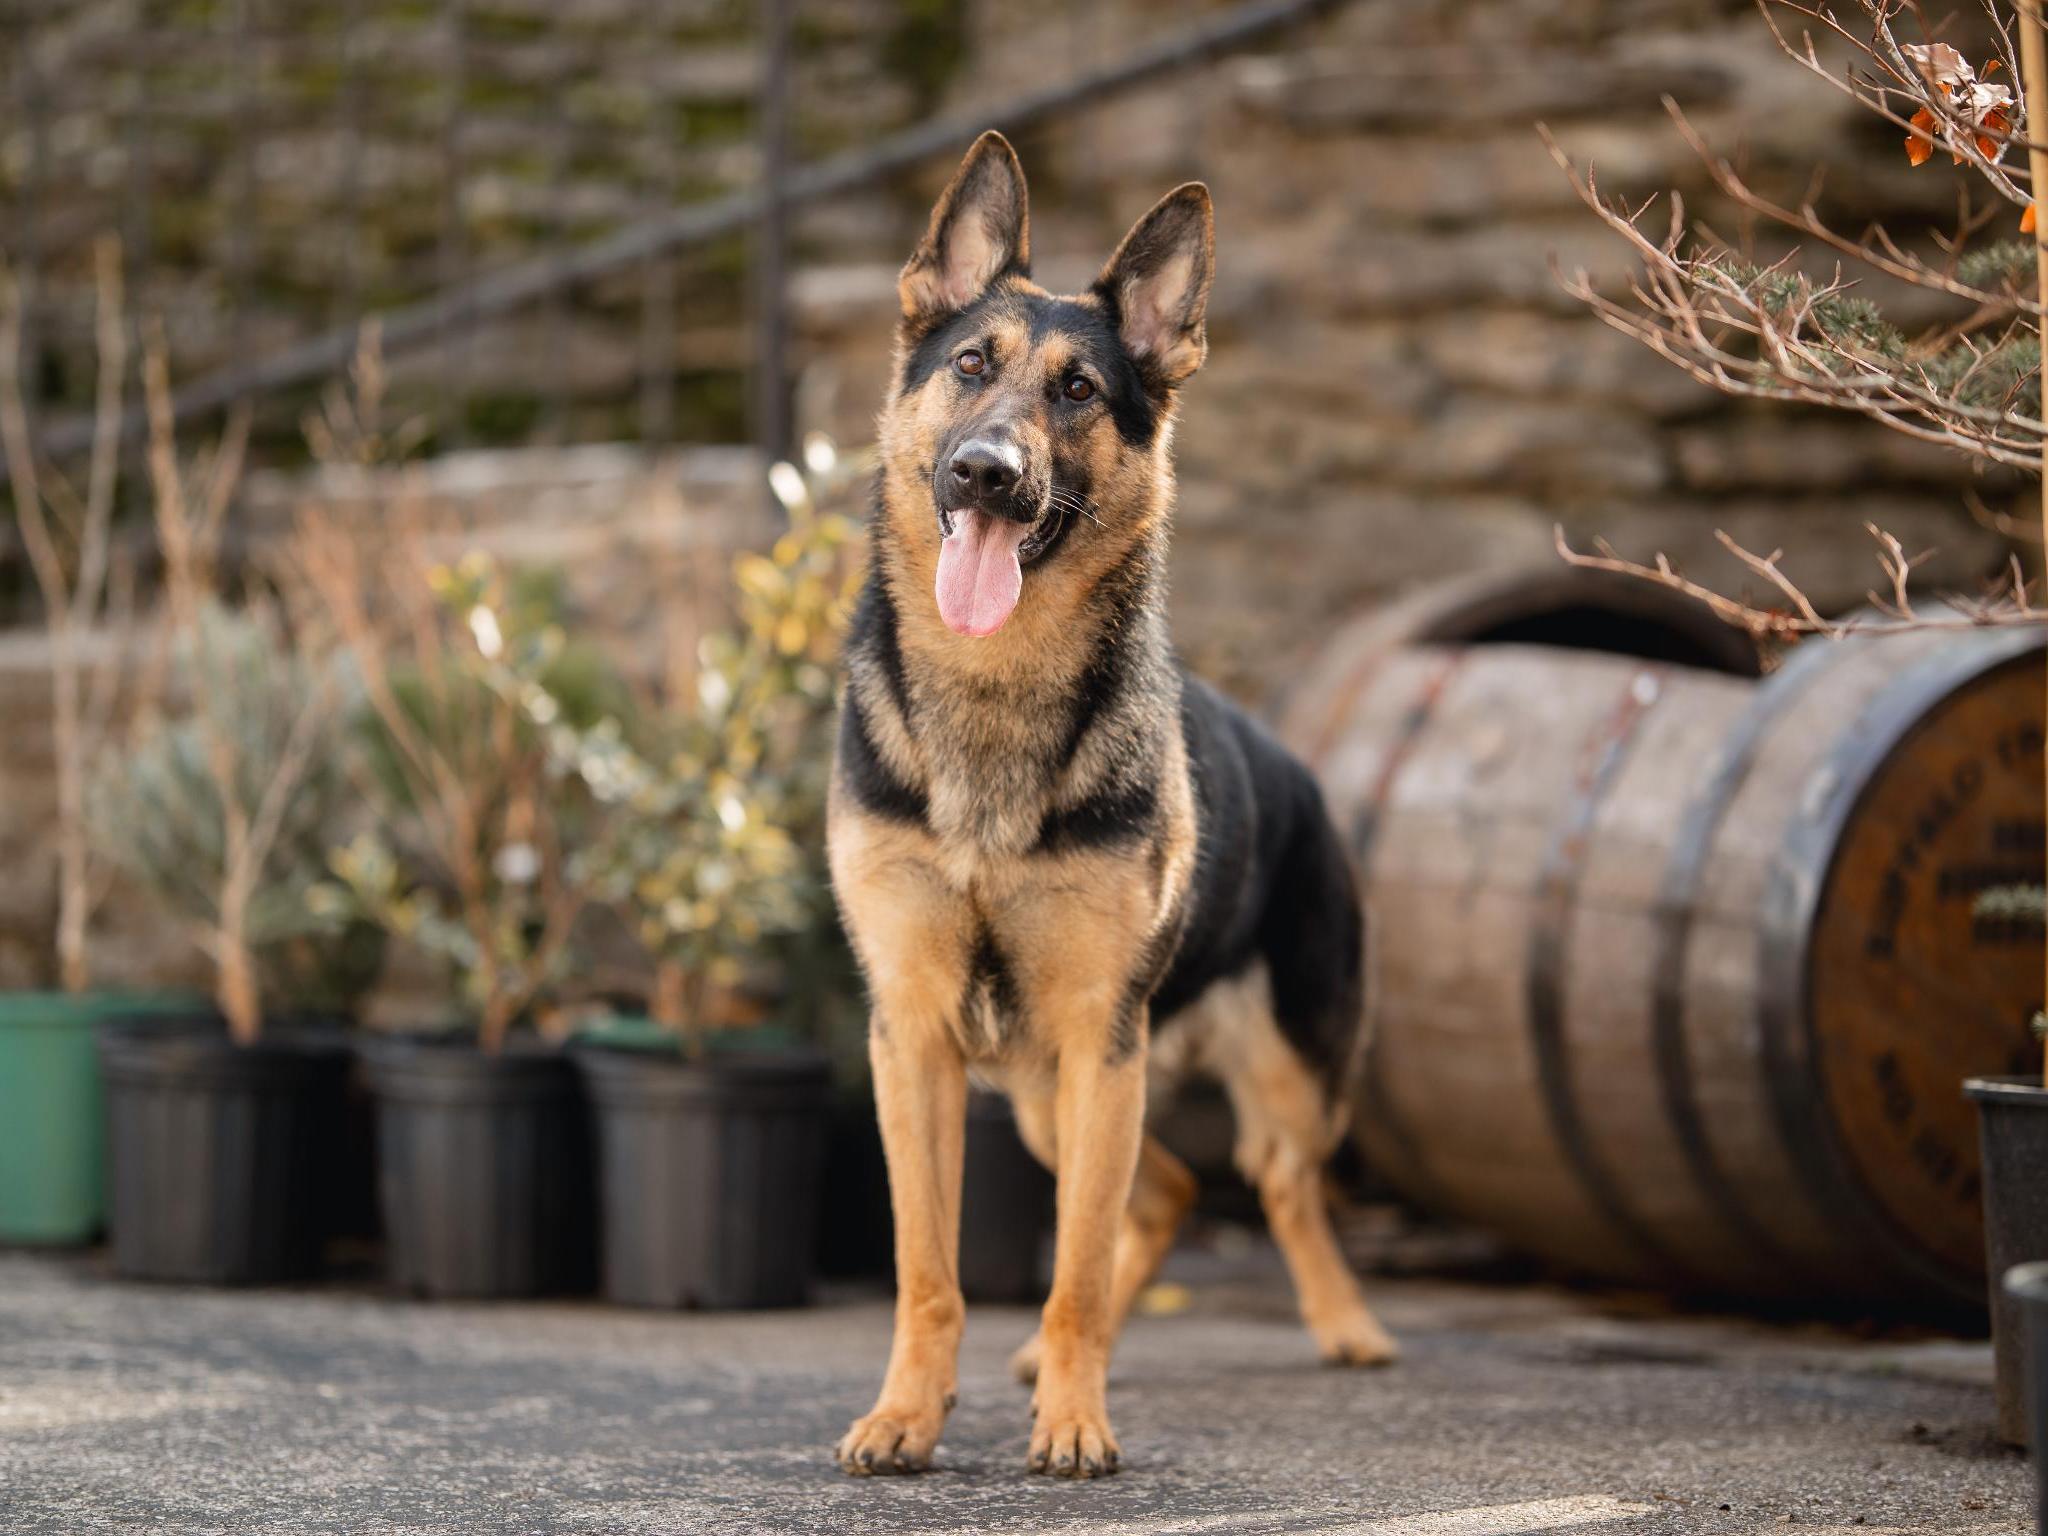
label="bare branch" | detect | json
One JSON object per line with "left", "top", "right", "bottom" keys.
{"left": 1713, "top": 529, "right": 1837, "bottom": 629}
{"left": 1661, "top": 99, "right": 2044, "bottom": 314}
{"left": 71, "top": 238, "right": 128, "bottom": 633}
{"left": 0, "top": 268, "right": 70, "bottom": 626}
{"left": 1542, "top": 121, "right": 2048, "bottom": 471}
{"left": 1556, "top": 523, "right": 2048, "bottom": 637}
{"left": 0, "top": 252, "right": 138, "bottom": 990}
{"left": 1760, "top": 0, "right": 2042, "bottom": 199}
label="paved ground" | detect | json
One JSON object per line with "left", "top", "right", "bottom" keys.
{"left": 0, "top": 1236, "right": 2031, "bottom": 1536}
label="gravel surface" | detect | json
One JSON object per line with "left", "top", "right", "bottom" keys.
{"left": 0, "top": 1242, "right": 2030, "bottom": 1535}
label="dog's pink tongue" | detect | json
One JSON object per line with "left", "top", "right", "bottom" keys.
{"left": 935, "top": 511, "right": 1030, "bottom": 637}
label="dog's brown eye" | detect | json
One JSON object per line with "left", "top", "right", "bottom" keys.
{"left": 956, "top": 350, "right": 985, "bottom": 377}
{"left": 1064, "top": 375, "right": 1094, "bottom": 402}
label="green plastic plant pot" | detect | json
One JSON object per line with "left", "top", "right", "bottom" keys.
{"left": 0, "top": 990, "right": 206, "bottom": 1245}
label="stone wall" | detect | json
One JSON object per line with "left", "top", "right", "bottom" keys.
{"left": 0, "top": 0, "right": 2028, "bottom": 985}
{"left": 788, "top": 0, "right": 2022, "bottom": 693}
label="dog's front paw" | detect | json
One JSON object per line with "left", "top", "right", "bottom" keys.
{"left": 1312, "top": 1309, "right": 1399, "bottom": 1368}
{"left": 836, "top": 1400, "right": 949, "bottom": 1477}
{"left": 1027, "top": 1408, "right": 1121, "bottom": 1478}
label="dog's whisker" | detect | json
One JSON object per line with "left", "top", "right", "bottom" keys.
{"left": 1048, "top": 488, "right": 1106, "bottom": 526}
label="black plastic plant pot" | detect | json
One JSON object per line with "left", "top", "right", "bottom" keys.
{"left": 270, "top": 1012, "right": 379, "bottom": 1247}
{"left": 958, "top": 1090, "right": 1054, "bottom": 1305}
{"left": 319, "top": 1041, "right": 381, "bottom": 1247}
{"left": 361, "top": 1036, "right": 594, "bottom": 1300}
{"left": 815, "top": 1092, "right": 893, "bottom": 1282}
{"left": 97, "top": 1014, "right": 350, "bottom": 1285}
{"left": 577, "top": 1043, "right": 830, "bottom": 1309}
{"left": 2008, "top": 1262, "right": 2048, "bottom": 1533}
{"left": 1965, "top": 1075, "right": 2048, "bottom": 1446}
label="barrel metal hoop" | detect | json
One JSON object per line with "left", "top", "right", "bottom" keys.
{"left": 1348, "top": 650, "right": 1467, "bottom": 871}
{"left": 1306, "top": 635, "right": 1396, "bottom": 772}
{"left": 1350, "top": 649, "right": 1467, "bottom": 1209}
{"left": 1649, "top": 631, "right": 1848, "bottom": 1281}
{"left": 1527, "top": 665, "right": 1677, "bottom": 1272}
{"left": 1760, "top": 627, "right": 2046, "bottom": 1307}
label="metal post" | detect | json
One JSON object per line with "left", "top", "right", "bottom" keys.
{"left": 438, "top": 0, "right": 469, "bottom": 446}
{"left": 122, "top": 24, "right": 154, "bottom": 325}
{"left": 639, "top": 231, "right": 677, "bottom": 448}
{"left": 540, "top": 47, "right": 572, "bottom": 443}
{"left": 336, "top": 0, "right": 364, "bottom": 325}
{"left": 638, "top": 8, "right": 677, "bottom": 450}
{"left": 751, "top": 0, "right": 794, "bottom": 468}
{"left": 228, "top": 0, "right": 260, "bottom": 361}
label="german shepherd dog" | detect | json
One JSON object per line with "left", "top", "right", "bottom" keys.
{"left": 829, "top": 132, "right": 1394, "bottom": 1481}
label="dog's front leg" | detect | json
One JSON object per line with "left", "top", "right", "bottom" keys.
{"left": 837, "top": 1019, "right": 967, "bottom": 1476}
{"left": 1029, "top": 1014, "right": 1148, "bottom": 1478}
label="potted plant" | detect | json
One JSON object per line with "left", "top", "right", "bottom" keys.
{"left": 90, "top": 603, "right": 371, "bottom": 1283}
{"left": 85, "top": 335, "right": 370, "bottom": 1285}
{"left": 300, "top": 507, "right": 610, "bottom": 1300}
{"left": 0, "top": 243, "right": 208, "bottom": 1245}
{"left": 544, "top": 450, "right": 859, "bottom": 1310}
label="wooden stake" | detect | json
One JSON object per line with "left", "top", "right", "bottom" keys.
{"left": 2023, "top": 1, "right": 2048, "bottom": 1086}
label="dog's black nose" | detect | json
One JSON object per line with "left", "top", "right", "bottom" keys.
{"left": 948, "top": 440, "right": 1020, "bottom": 503}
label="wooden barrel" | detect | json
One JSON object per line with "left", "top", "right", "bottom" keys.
{"left": 1285, "top": 572, "right": 2044, "bottom": 1311}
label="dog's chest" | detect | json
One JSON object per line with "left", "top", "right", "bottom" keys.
{"left": 915, "top": 686, "right": 1068, "bottom": 857}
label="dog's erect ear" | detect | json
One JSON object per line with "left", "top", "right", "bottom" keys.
{"left": 1094, "top": 183, "right": 1214, "bottom": 389}
{"left": 899, "top": 131, "right": 1030, "bottom": 322}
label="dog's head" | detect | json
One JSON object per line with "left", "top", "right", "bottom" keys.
{"left": 878, "top": 131, "right": 1212, "bottom": 640}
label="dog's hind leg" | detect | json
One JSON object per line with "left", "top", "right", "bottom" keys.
{"left": 1209, "top": 965, "right": 1397, "bottom": 1368}
{"left": 1250, "top": 1122, "right": 1396, "bottom": 1367}
{"left": 1006, "top": 1093, "right": 1197, "bottom": 1386}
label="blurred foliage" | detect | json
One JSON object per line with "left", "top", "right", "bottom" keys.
{"left": 1711, "top": 254, "right": 2042, "bottom": 418}
{"left": 509, "top": 445, "right": 862, "bottom": 1053}
{"left": 310, "top": 553, "right": 610, "bottom": 1044}
{"left": 877, "top": 0, "right": 970, "bottom": 118}
{"left": 344, "top": 565, "right": 624, "bottom": 822}
{"left": 89, "top": 600, "right": 383, "bottom": 1017}
{"left": 1954, "top": 238, "right": 2037, "bottom": 292}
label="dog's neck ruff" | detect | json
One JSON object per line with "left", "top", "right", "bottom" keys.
{"left": 846, "top": 512, "right": 1177, "bottom": 862}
